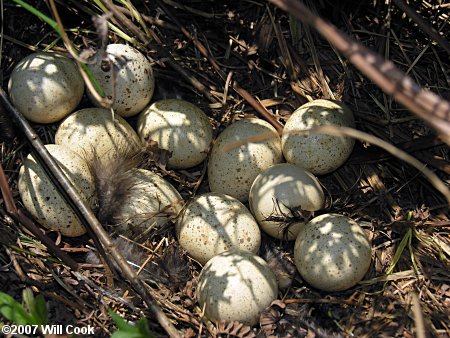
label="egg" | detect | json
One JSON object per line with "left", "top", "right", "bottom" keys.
{"left": 136, "top": 99, "right": 213, "bottom": 169}
{"left": 294, "top": 213, "right": 372, "bottom": 291}
{"left": 249, "top": 163, "right": 325, "bottom": 240}
{"left": 208, "top": 118, "right": 283, "bottom": 202}
{"left": 87, "top": 43, "right": 155, "bottom": 117}
{"left": 18, "top": 144, "right": 96, "bottom": 237}
{"left": 282, "top": 99, "right": 355, "bottom": 175}
{"left": 55, "top": 107, "right": 141, "bottom": 162}
{"left": 197, "top": 250, "right": 278, "bottom": 325}
{"left": 8, "top": 52, "right": 84, "bottom": 124}
{"left": 113, "top": 169, "right": 183, "bottom": 240}
{"left": 176, "top": 192, "right": 260, "bottom": 265}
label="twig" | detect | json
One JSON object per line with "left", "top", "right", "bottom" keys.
{"left": 161, "top": 0, "right": 218, "bottom": 18}
{"left": 223, "top": 71, "right": 233, "bottom": 105}
{"left": 155, "top": 0, "right": 224, "bottom": 77}
{"left": 284, "top": 298, "right": 355, "bottom": 306}
{"left": 0, "top": 87, "right": 180, "bottom": 338}
{"left": 348, "top": 135, "right": 450, "bottom": 175}
{"left": 5, "top": 247, "right": 48, "bottom": 288}
{"left": 47, "top": 0, "right": 112, "bottom": 108}
{"left": 115, "top": 6, "right": 179, "bottom": 32}
{"left": 155, "top": 0, "right": 284, "bottom": 133}
{"left": 232, "top": 82, "right": 284, "bottom": 134}
{"left": 299, "top": 125, "right": 450, "bottom": 205}
{"left": 268, "top": 0, "right": 450, "bottom": 145}
{"left": 97, "top": 0, "right": 216, "bottom": 105}
{"left": 72, "top": 271, "right": 139, "bottom": 312}
{"left": 411, "top": 293, "right": 427, "bottom": 338}
{"left": 100, "top": 0, "right": 154, "bottom": 45}
{"left": 0, "top": 164, "right": 79, "bottom": 271}
{"left": 267, "top": 7, "right": 297, "bottom": 82}
{"left": 165, "top": 57, "right": 217, "bottom": 103}
{"left": 392, "top": 0, "right": 450, "bottom": 55}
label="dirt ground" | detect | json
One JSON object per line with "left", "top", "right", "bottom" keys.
{"left": 1, "top": 0, "right": 449, "bottom": 337}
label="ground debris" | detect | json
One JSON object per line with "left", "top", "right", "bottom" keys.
{"left": 1, "top": 0, "right": 449, "bottom": 336}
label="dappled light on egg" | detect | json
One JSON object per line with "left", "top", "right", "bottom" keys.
{"left": 282, "top": 99, "right": 355, "bottom": 175}
{"left": 249, "top": 163, "right": 325, "bottom": 240}
{"left": 208, "top": 118, "right": 283, "bottom": 202}
{"left": 8, "top": 52, "right": 84, "bottom": 124}
{"left": 294, "top": 213, "right": 372, "bottom": 292}
{"left": 137, "top": 99, "right": 213, "bottom": 169}
{"left": 197, "top": 251, "right": 278, "bottom": 326}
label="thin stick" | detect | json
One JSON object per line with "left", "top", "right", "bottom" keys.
{"left": 165, "top": 57, "right": 217, "bottom": 103}
{"left": 296, "top": 125, "right": 450, "bottom": 205}
{"left": 233, "top": 82, "right": 284, "bottom": 134}
{"left": 0, "top": 164, "right": 79, "bottom": 271}
{"left": 100, "top": 0, "right": 153, "bottom": 45}
{"left": 268, "top": 0, "right": 450, "bottom": 145}
{"left": 411, "top": 293, "right": 427, "bottom": 338}
{"left": 47, "top": 0, "right": 111, "bottom": 107}
{"left": 284, "top": 298, "right": 355, "bottom": 306}
{"left": 116, "top": 6, "right": 179, "bottom": 32}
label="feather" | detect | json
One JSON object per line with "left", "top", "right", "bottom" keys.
{"left": 153, "top": 245, "right": 190, "bottom": 291}
{"left": 91, "top": 12, "right": 112, "bottom": 52}
{"left": 260, "top": 239, "right": 297, "bottom": 289}
{"left": 88, "top": 145, "right": 142, "bottom": 226}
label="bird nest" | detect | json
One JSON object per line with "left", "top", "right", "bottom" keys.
{"left": 1, "top": 0, "right": 449, "bottom": 337}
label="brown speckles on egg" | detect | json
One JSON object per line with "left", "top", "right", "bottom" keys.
{"left": 294, "top": 213, "right": 372, "bottom": 291}
{"left": 282, "top": 99, "right": 355, "bottom": 175}
{"left": 18, "top": 144, "right": 96, "bottom": 237}
{"left": 86, "top": 44, "right": 155, "bottom": 117}
{"left": 197, "top": 251, "right": 278, "bottom": 325}
{"left": 175, "top": 192, "right": 261, "bottom": 265}
{"left": 208, "top": 118, "right": 283, "bottom": 202}
{"left": 136, "top": 99, "right": 213, "bottom": 169}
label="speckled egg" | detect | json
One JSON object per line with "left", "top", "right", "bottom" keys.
{"left": 294, "top": 213, "right": 372, "bottom": 291}
{"left": 176, "top": 192, "right": 260, "bottom": 265}
{"left": 8, "top": 52, "right": 84, "bottom": 124}
{"left": 18, "top": 144, "right": 96, "bottom": 237}
{"left": 197, "top": 250, "right": 278, "bottom": 325}
{"left": 136, "top": 99, "right": 213, "bottom": 169}
{"left": 87, "top": 44, "right": 155, "bottom": 117}
{"left": 249, "top": 163, "right": 325, "bottom": 240}
{"left": 113, "top": 169, "right": 183, "bottom": 241}
{"left": 55, "top": 107, "right": 141, "bottom": 162}
{"left": 208, "top": 118, "right": 283, "bottom": 202}
{"left": 282, "top": 99, "right": 355, "bottom": 175}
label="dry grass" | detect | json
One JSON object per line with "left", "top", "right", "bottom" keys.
{"left": 1, "top": 0, "right": 449, "bottom": 337}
